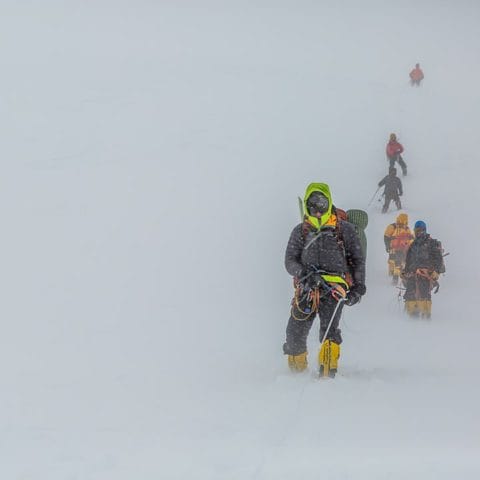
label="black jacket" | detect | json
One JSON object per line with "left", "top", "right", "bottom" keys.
{"left": 404, "top": 234, "right": 445, "bottom": 274}
{"left": 285, "top": 219, "right": 366, "bottom": 290}
{"left": 378, "top": 174, "right": 403, "bottom": 198}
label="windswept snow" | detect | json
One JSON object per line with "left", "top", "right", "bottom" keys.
{"left": 1, "top": 1, "right": 479, "bottom": 479}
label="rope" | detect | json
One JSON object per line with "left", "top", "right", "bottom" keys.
{"left": 291, "top": 286, "right": 320, "bottom": 321}
{"left": 402, "top": 268, "right": 439, "bottom": 301}
{"left": 291, "top": 281, "right": 347, "bottom": 321}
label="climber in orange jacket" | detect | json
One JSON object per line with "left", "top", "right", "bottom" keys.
{"left": 384, "top": 213, "right": 414, "bottom": 285}
{"left": 409, "top": 63, "right": 424, "bottom": 86}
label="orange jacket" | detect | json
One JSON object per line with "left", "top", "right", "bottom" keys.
{"left": 384, "top": 214, "right": 414, "bottom": 252}
{"left": 410, "top": 67, "right": 424, "bottom": 81}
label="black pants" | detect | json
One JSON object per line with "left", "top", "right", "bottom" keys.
{"left": 283, "top": 294, "right": 344, "bottom": 356}
{"left": 404, "top": 275, "right": 432, "bottom": 301}
{"left": 388, "top": 155, "right": 407, "bottom": 175}
{"left": 382, "top": 194, "right": 401, "bottom": 213}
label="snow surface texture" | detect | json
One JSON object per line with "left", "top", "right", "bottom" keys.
{"left": 1, "top": 1, "right": 479, "bottom": 478}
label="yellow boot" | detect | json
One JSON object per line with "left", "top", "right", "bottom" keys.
{"left": 388, "top": 260, "right": 395, "bottom": 276}
{"left": 405, "top": 300, "right": 419, "bottom": 317}
{"left": 318, "top": 340, "right": 340, "bottom": 378}
{"left": 418, "top": 300, "right": 432, "bottom": 319}
{"left": 287, "top": 352, "right": 308, "bottom": 372}
{"left": 392, "top": 264, "right": 402, "bottom": 285}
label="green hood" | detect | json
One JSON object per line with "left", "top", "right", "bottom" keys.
{"left": 303, "top": 183, "right": 332, "bottom": 230}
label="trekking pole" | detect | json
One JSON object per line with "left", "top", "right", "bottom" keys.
{"left": 367, "top": 187, "right": 381, "bottom": 206}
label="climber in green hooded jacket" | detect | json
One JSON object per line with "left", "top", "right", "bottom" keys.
{"left": 283, "top": 183, "right": 366, "bottom": 377}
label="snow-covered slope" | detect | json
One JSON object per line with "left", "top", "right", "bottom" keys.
{"left": 1, "top": 1, "right": 479, "bottom": 479}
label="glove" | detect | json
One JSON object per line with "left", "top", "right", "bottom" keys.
{"left": 431, "top": 271, "right": 440, "bottom": 281}
{"left": 345, "top": 291, "right": 361, "bottom": 306}
{"left": 345, "top": 284, "right": 366, "bottom": 306}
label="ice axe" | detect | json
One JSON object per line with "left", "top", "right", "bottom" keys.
{"left": 319, "top": 296, "right": 345, "bottom": 348}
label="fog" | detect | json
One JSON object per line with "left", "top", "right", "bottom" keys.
{"left": 1, "top": 1, "right": 479, "bottom": 478}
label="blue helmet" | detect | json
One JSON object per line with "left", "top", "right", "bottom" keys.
{"left": 414, "top": 220, "right": 427, "bottom": 230}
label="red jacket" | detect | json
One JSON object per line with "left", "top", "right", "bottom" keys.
{"left": 410, "top": 68, "right": 424, "bottom": 81}
{"left": 386, "top": 140, "right": 404, "bottom": 158}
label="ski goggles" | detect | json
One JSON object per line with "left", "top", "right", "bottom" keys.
{"left": 306, "top": 193, "right": 329, "bottom": 216}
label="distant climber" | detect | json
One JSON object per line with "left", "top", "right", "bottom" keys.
{"left": 378, "top": 167, "right": 403, "bottom": 213}
{"left": 384, "top": 213, "right": 414, "bottom": 285}
{"left": 402, "top": 221, "right": 445, "bottom": 319}
{"left": 386, "top": 133, "right": 407, "bottom": 176}
{"left": 409, "top": 63, "right": 424, "bottom": 86}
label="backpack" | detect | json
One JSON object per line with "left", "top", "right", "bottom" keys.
{"left": 431, "top": 238, "right": 446, "bottom": 273}
{"left": 346, "top": 209, "right": 368, "bottom": 259}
